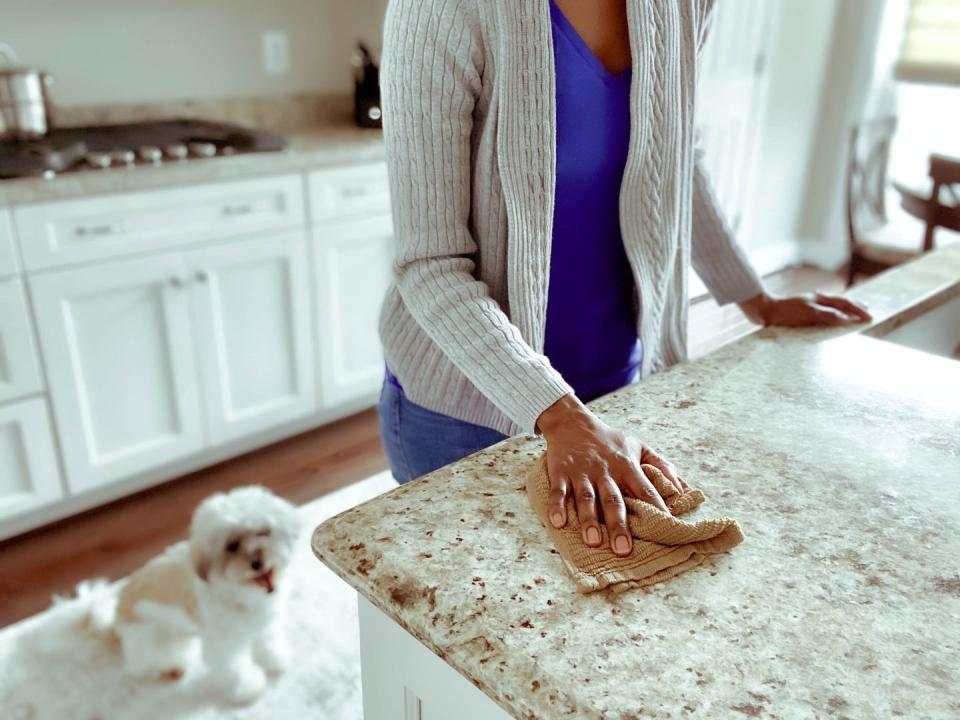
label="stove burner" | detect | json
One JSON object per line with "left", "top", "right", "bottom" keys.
{"left": 0, "top": 119, "right": 287, "bottom": 179}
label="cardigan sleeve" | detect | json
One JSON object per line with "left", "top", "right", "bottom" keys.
{"left": 690, "top": 0, "right": 766, "bottom": 306}
{"left": 380, "top": 0, "right": 574, "bottom": 436}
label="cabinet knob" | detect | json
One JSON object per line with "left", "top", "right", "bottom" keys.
{"left": 194, "top": 271, "right": 209, "bottom": 283}
{"left": 168, "top": 276, "right": 186, "bottom": 288}
{"left": 341, "top": 186, "right": 369, "bottom": 198}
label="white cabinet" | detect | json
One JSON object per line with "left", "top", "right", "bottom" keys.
{"left": 314, "top": 214, "right": 394, "bottom": 409}
{"left": 29, "top": 253, "right": 205, "bottom": 493}
{"left": 28, "top": 231, "right": 318, "bottom": 493}
{"left": 2, "top": 164, "right": 395, "bottom": 535}
{"left": 359, "top": 596, "right": 512, "bottom": 720}
{"left": 0, "top": 278, "right": 44, "bottom": 404}
{"left": 188, "top": 231, "right": 316, "bottom": 445}
{"left": 0, "top": 398, "right": 65, "bottom": 522}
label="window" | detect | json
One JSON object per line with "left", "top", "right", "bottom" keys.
{"left": 894, "top": 0, "right": 960, "bottom": 85}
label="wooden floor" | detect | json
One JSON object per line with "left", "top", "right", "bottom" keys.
{"left": 0, "top": 264, "right": 846, "bottom": 629}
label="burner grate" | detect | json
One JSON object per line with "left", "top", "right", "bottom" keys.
{"left": 0, "top": 119, "right": 287, "bottom": 179}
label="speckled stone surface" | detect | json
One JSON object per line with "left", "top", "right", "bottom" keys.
{"left": 313, "top": 244, "right": 960, "bottom": 720}
{"left": 0, "top": 125, "right": 384, "bottom": 206}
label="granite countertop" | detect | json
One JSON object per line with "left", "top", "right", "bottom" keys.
{"left": 312, "top": 244, "right": 960, "bottom": 720}
{"left": 0, "top": 124, "right": 385, "bottom": 207}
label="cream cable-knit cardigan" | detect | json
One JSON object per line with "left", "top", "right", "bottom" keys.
{"left": 377, "top": 0, "right": 765, "bottom": 437}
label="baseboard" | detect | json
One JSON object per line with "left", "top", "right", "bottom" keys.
{"left": 0, "top": 394, "right": 379, "bottom": 542}
{"left": 798, "top": 238, "right": 849, "bottom": 271}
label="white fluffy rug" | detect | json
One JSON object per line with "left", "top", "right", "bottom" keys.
{"left": 0, "top": 472, "right": 398, "bottom": 720}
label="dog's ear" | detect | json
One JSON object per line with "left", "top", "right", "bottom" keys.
{"left": 190, "top": 541, "right": 210, "bottom": 582}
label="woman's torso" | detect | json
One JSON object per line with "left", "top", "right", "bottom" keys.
{"left": 378, "top": 0, "right": 705, "bottom": 435}
{"left": 543, "top": 0, "right": 642, "bottom": 402}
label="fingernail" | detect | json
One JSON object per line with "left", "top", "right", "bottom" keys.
{"left": 551, "top": 512, "right": 564, "bottom": 527}
{"left": 615, "top": 536, "right": 630, "bottom": 554}
{"left": 586, "top": 527, "right": 601, "bottom": 545}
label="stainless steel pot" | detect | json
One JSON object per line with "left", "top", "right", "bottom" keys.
{"left": 0, "top": 43, "right": 54, "bottom": 141}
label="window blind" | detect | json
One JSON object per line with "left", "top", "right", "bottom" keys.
{"left": 894, "top": 0, "right": 960, "bottom": 85}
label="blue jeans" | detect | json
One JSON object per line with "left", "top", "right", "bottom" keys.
{"left": 377, "top": 376, "right": 509, "bottom": 485}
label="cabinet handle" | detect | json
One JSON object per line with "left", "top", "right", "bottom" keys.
{"left": 194, "top": 270, "right": 209, "bottom": 283}
{"left": 75, "top": 222, "right": 125, "bottom": 237}
{"left": 341, "top": 186, "right": 369, "bottom": 199}
{"left": 221, "top": 203, "right": 254, "bottom": 216}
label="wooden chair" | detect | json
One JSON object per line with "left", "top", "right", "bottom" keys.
{"left": 845, "top": 116, "right": 913, "bottom": 287}
{"left": 895, "top": 153, "right": 960, "bottom": 252}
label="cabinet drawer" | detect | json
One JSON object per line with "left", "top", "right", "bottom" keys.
{"left": 0, "top": 397, "right": 63, "bottom": 525}
{"left": 0, "top": 209, "right": 18, "bottom": 277}
{"left": 14, "top": 174, "right": 306, "bottom": 271}
{"left": 309, "top": 162, "right": 391, "bottom": 221}
{"left": 0, "top": 278, "right": 44, "bottom": 403}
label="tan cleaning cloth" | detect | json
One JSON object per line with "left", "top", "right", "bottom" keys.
{"left": 525, "top": 453, "right": 744, "bottom": 593}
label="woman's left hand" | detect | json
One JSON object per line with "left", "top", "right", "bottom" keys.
{"left": 739, "top": 291, "right": 873, "bottom": 327}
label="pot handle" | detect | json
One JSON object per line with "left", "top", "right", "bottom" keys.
{"left": 41, "top": 71, "right": 56, "bottom": 131}
{"left": 0, "top": 43, "right": 19, "bottom": 67}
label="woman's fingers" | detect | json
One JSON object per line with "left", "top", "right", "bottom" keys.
{"left": 620, "top": 462, "right": 670, "bottom": 513}
{"left": 572, "top": 474, "right": 603, "bottom": 548}
{"left": 815, "top": 293, "right": 872, "bottom": 322}
{"left": 597, "top": 472, "right": 632, "bottom": 556}
{"left": 547, "top": 471, "right": 568, "bottom": 528}
{"left": 639, "top": 448, "right": 683, "bottom": 500}
{"left": 811, "top": 305, "right": 860, "bottom": 325}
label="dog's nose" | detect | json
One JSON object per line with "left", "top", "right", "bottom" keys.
{"left": 251, "top": 559, "right": 263, "bottom": 571}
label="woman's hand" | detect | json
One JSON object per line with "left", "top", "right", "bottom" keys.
{"left": 739, "top": 291, "right": 873, "bottom": 327}
{"left": 535, "top": 394, "right": 686, "bottom": 557}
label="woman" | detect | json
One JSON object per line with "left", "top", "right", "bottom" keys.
{"left": 375, "top": 0, "right": 871, "bottom": 558}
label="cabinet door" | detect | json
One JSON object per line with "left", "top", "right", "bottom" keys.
{"left": 0, "top": 398, "right": 63, "bottom": 523}
{"left": 0, "top": 278, "right": 44, "bottom": 403}
{"left": 187, "top": 231, "right": 316, "bottom": 444}
{"left": 314, "top": 214, "right": 394, "bottom": 409}
{"left": 29, "top": 253, "right": 204, "bottom": 493}
{"left": 0, "top": 208, "right": 19, "bottom": 277}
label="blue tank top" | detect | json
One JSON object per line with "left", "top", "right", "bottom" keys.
{"left": 542, "top": 0, "right": 641, "bottom": 402}
{"left": 385, "top": 0, "right": 641, "bottom": 402}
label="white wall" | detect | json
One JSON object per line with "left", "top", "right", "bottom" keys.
{"left": 738, "top": 0, "right": 838, "bottom": 264}
{"left": 712, "top": 0, "right": 893, "bottom": 275}
{"left": 0, "top": 0, "right": 387, "bottom": 107}
{"left": 795, "top": 0, "right": 888, "bottom": 269}
{"left": 793, "top": 0, "right": 960, "bottom": 270}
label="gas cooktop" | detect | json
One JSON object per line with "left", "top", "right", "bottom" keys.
{"left": 0, "top": 119, "right": 287, "bottom": 179}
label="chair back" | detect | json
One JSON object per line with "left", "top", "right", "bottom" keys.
{"left": 930, "top": 154, "right": 960, "bottom": 185}
{"left": 846, "top": 116, "right": 898, "bottom": 248}
{"left": 929, "top": 154, "right": 960, "bottom": 206}
{"left": 921, "top": 153, "right": 960, "bottom": 250}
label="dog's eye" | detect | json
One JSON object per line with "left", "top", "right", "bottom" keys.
{"left": 226, "top": 540, "right": 240, "bottom": 553}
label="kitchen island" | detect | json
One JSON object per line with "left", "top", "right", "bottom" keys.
{"left": 312, "top": 244, "right": 960, "bottom": 720}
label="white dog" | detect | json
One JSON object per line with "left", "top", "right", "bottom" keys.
{"left": 72, "top": 485, "right": 300, "bottom": 704}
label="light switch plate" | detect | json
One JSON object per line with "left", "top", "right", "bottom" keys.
{"left": 262, "top": 31, "right": 290, "bottom": 75}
